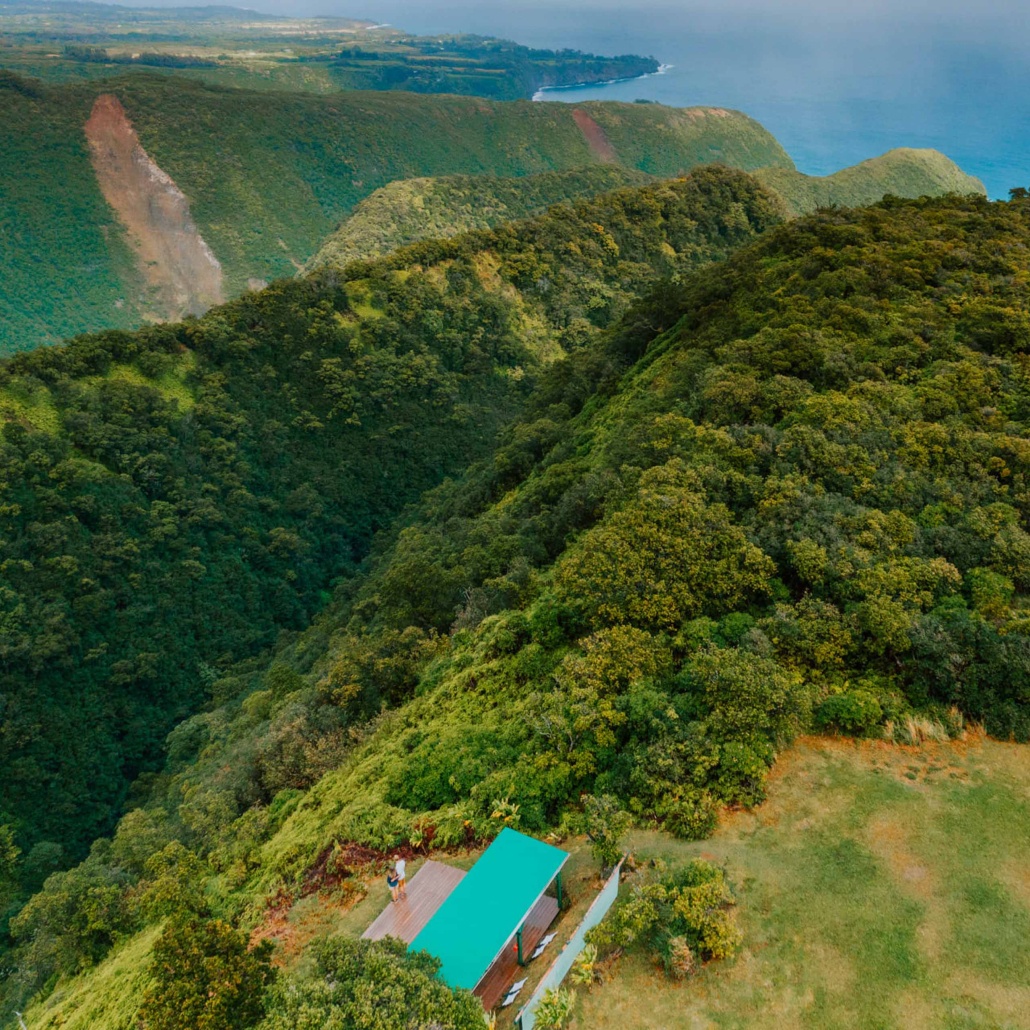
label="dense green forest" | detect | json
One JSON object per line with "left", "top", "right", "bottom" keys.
{"left": 0, "top": 71, "right": 791, "bottom": 354}
{"left": 4, "top": 189, "right": 1030, "bottom": 1029}
{"left": 0, "top": 167, "right": 782, "bottom": 910}
{"left": 309, "top": 167, "right": 653, "bottom": 268}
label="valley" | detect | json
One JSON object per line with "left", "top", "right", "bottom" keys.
{"left": 0, "top": 67, "right": 983, "bottom": 356}
{"left": 0, "top": 72, "right": 791, "bottom": 354}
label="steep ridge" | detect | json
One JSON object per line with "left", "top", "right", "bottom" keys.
{"left": 0, "top": 73, "right": 792, "bottom": 355}
{"left": 308, "top": 166, "right": 652, "bottom": 269}
{"left": 85, "top": 93, "right": 224, "bottom": 320}
{"left": 234, "top": 193, "right": 1030, "bottom": 884}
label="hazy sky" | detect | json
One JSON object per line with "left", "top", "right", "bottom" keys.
{"left": 110, "top": 0, "right": 1030, "bottom": 56}
{"left": 121, "top": 0, "right": 1027, "bottom": 26}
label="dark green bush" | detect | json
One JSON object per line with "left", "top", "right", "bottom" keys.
{"left": 814, "top": 690, "right": 884, "bottom": 736}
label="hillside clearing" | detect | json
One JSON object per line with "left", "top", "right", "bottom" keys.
{"left": 576, "top": 735, "right": 1030, "bottom": 1030}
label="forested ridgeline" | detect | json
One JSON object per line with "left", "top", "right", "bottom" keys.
{"left": 0, "top": 167, "right": 782, "bottom": 909}
{"left": 754, "top": 147, "right": 986, "bottom": 216}
{"left": 313, "top": 150, "right": 984, "bottom": 270}
{"left": 7, "top": 192, "right": 1030, "bottom": 1029}
{"left": 0, "top": 70, "right": 791, "bottom": 354}
{"left": 307, "top": 166, "right": 654, "bottom": 269}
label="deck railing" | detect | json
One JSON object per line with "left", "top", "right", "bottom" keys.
{"left": 514, "top": 858, "right": 624, "bottom": 1030}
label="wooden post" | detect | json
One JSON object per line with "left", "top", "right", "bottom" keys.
{"left": 516, "top": 926, "right": 525, "bottom": 965}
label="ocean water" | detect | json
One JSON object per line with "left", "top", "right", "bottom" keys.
{"left": 346, "top": 0, "right": 1030, "bottom": 199}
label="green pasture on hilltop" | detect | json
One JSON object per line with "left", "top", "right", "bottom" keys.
{"left": 577, "top": 738, "right": 1030, "bottom": 1030}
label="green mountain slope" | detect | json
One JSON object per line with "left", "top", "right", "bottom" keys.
{"left": 308, "top": 166, "right": 653, "bottom": 269}
{"left": 0, "top": 167, "right": 781, "bottom": 900}
{"left": 314, "top": 148, "right": 985, "bottom": 271}
{"left": 7, "top": 191, "right": 1030, "bottom": 1029}
{"left": 0, "top": 72, "right": 790, "bottom": 355}
{"left": 755, "top": 147, "right": 985, "bottom": 215}
{"left": 231, "top": 192, "right": 1030, "bottom": 883}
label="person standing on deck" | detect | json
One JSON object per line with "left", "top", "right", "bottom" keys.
{"left": 387, "top": 865, "right": 400, "bottom": 903}
{"left": 394, "top": 855, "right": 407, "bottom": 899}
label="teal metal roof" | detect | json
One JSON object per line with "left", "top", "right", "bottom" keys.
{"left": 410, "top": 828, "right": 569, "bottom": 991}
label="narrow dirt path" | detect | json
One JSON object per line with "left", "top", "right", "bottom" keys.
{"left": 85, "top": 93, "right": 223, "bottom": 321}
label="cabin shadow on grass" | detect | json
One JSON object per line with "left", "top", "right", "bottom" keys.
{"left": 574, "top": 735, "right": 1030, "bottom": 1030}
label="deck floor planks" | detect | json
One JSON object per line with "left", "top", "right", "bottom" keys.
{"left": 362, "top": 860, "right": 466, "bottom": 944}
{"left": 475, "top": 893, "right": 561, "bottom": 1012}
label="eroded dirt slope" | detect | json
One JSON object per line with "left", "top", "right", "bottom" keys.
{"left": 572, "top": 108, "right": 619, "bottom": 163}
{"left": 85, "top": 94, "right": 223, "bottom": 320}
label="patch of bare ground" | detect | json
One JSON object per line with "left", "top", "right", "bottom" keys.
{"left": 572, "top": 108, "right": 619, "bottom": 164}
{"left": 942, "top": 972, "right": 1030, "bottom": 1026}
{"left": 864, "top": 814, "right": 934, "bottom": 900}
{"left": 85, "top": 94, "right": 223, "bottom": 321}
{"left": 250, "top": 838, "right": 424, "bottom": 964}
{"left": 797, "top": 732, "right": 976, "bottom": 788}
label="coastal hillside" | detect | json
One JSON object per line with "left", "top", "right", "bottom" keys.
{"left": 312, "top": 148, "right": 985, "bottom": 269}
{"left": 755, "top": 147, "right": 985, "bottom": 216}
{"left": 6, "top": 190, "right": 1030, "bottom": 1029}
{"left": 0, "top": 73, "right": 790, "bottom": 354}
{"left": 0, "top": 3, "right": 658, "bottom": 101}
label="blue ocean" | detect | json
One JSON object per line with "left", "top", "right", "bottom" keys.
{"left": 353, "top": 0, "right": 1030, "bottom": 199}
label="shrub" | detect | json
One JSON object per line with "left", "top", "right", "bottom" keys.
{"left": 884, "top": 714, "right": 951, "bottom": 744}
{"left": 569, "top": 942, "right": 599, "bottom": 987}
{"left": 581, "top": 793, "right": 630, "bottom": 872}
{"left": 814, "top": 689, "right": 884, "bottom": 736}
{"left": 260, "top": 935, "right": 485, "bottom": 1030}
{"left": 534, "top": 986, "right": 576, "bottom": 1030}
{"left": 137, "top": 842, "right": 209, "bottom": 919}
{"left": 661, "top": 791, "right": 719, "bottom": 841}
{"left": 588, "top": 860, "right": 741, "bottom": 975}
{"left": 665, "top": 935, "right": 696, "bottom": 979}
{"left": 140, "top": 918, "right": 275, "bottom": 1030}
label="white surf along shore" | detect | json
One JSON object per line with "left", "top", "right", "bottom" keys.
{"left": 532, "top": 63, "right": 672, "bottom": 102}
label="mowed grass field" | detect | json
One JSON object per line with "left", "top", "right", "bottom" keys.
{"left": 577, "top": 735, "right": 1030, "bottom": 1030}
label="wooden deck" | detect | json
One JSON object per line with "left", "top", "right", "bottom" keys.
{"left": 362, "top": 860, "right": 466, "bottom": 945}
{"left": 475, "top": 893, "right": 561, "bottom": 1012}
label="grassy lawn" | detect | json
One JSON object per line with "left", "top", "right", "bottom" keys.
{"left": 576, "top": 735, "right": 1030, "bottom": 1030}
